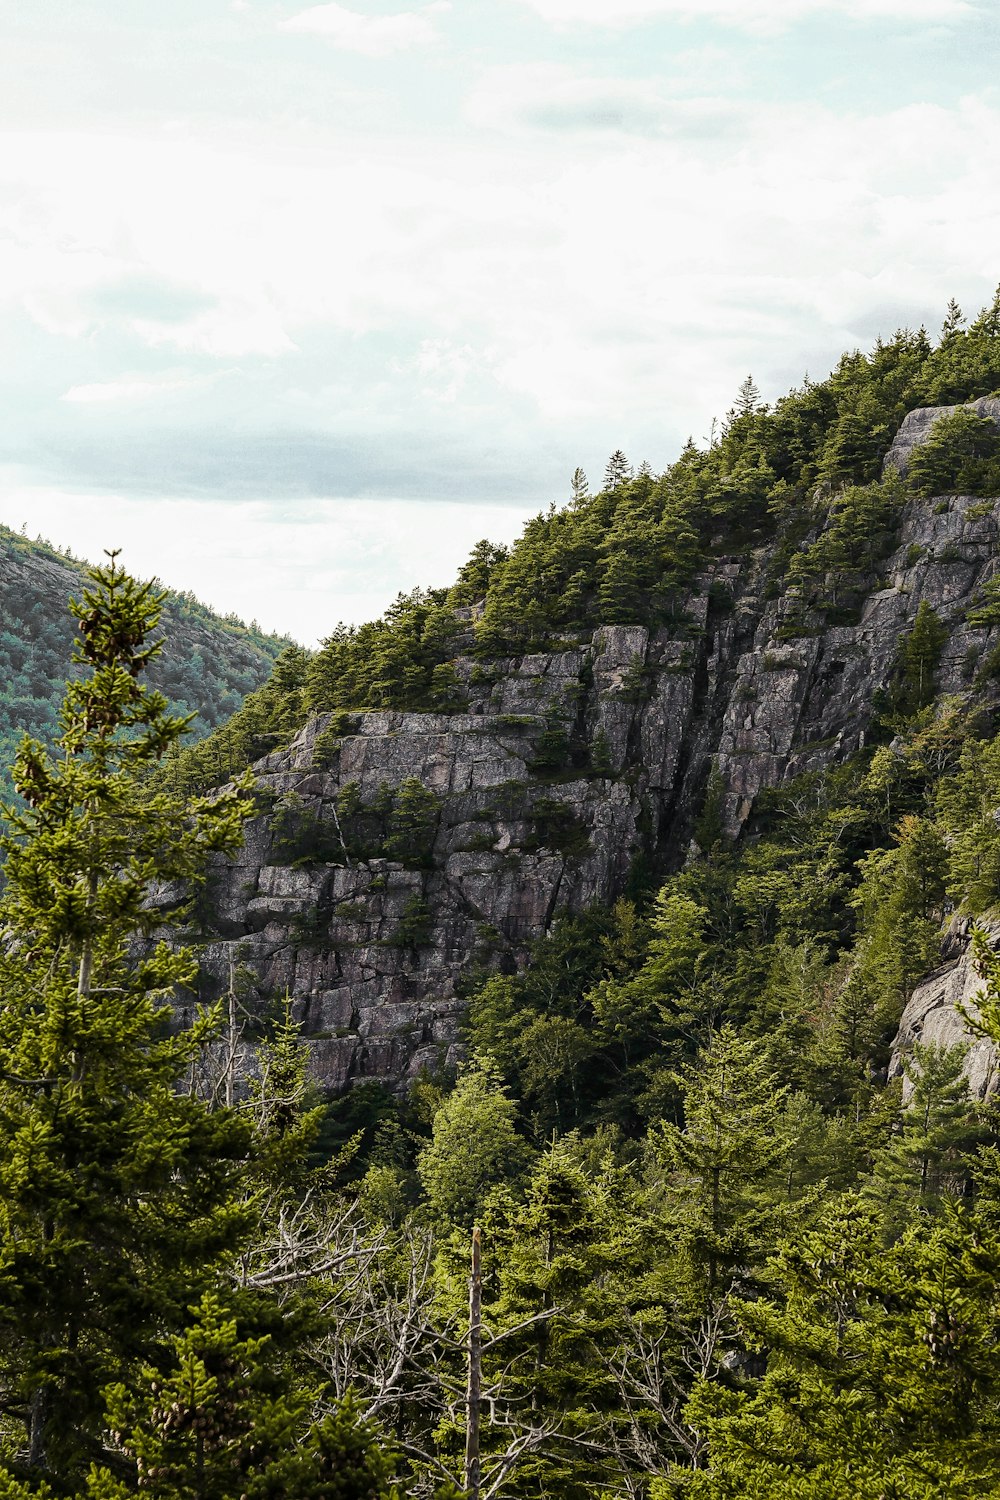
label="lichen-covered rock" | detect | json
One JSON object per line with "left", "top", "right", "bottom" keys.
{"left": 884, "top": 398, "right": 1000, "bottom": 477}
{"left": 188, "top": 493, "right": 1000, "bottom": 1093}
{"left": 889, "top": 919, "right": 999, "bottom": 1100}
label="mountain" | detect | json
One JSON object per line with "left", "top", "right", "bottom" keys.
{"left": 150, "top": 293, "right": 1000, "bottom": 1112}
{"left": 0, "top": 525, "right": 291, "bottom": 802}
{"left": 13, "top": 298, "right": 1000, "bottom": 1498}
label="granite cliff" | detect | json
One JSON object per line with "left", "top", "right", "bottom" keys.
{"left": 177, "top": 403, "right": 1000, "bottom": 1094}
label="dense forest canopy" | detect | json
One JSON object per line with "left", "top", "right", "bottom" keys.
{"left": 0, "top": 524, "right": 290, "bottom": 803}
{"left": 7, "top": 293, "right": 1000, "bottom": 1497}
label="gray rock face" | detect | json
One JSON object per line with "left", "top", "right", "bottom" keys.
{"left": 189, "top": 481, "right": 1000, "bottom": 1093}
{"left": 884, "top": 398, "right": 1000, "bottom": 478}
{"left": 889, "top": 919, "right": 999, "bottom": 1101}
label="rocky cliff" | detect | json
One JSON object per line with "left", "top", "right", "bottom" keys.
{"left": 185, "top": 408, "right": 1000, "bottom": 1094}
{"left": 889, "top": 918, "right": 999, "bottom": 1101}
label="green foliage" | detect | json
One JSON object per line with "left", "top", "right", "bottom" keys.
{"left": 896, "top": 600, "right": 949, "bottom": 712}
{"left": 415, "top": 1058, "right": 533, "bottom": 1227}
{"left": 680, "top": 1202, "right": 1000, "bottom": 1499}
{"left": 0, "top": 557, "right": 399, "bottom": 1499}
{"left": 525, "top": 797, "right": 591, "bottom": 858}
{"left": 785, "top": 476, "right": 905, "bottom": 611}
{"left": 651, "top": 1028, "right": 796, "bottom": 1294}
{"left": 867, "top": 1043, "right": 983, "bottom": 1225}
{"left": 908, "top": 407, "right": 1000, "bottom": 498}
{"left": 383, "top": 779, "right": 441, "bottom": 867}
{"left": 11, "top": 298, "right": 1000, "bottom": 1498}
{"left": 965, "top": 567, "right": 1000, "bottom": 629}
{"left": 270, "top": 779, "right": 441, "bottom": 870}
{"left": 389, "top": 893, "right": 434, "bottom": 949}
{"left": 305, "top": 589, "right": 462, "bottom": 718}
{"left": 108, "top": 287, "right": 1000, "bottom": 806}
{"left": 104, "top": 1294, "right": 396, "bottom": 1500}
{"left": 0, "top": 527, "right": 289, "bottom": 806}
{"left": 0, "top": 556, "right": 260, "bottom": 1483}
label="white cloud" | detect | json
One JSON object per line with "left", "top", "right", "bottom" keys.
{"left": 62, "top": 376, "right": 203, "bottom": 403}
{"left": 517, "top": 0, "right": 977, "bottom": 31}
{"left": 391, "top": 339, "right": 499, "bottom": 402}
{"left": 279, "top": 3, "right": 444, "bottom": 54}
{"left": 466, "top": 61, "right": 739, "bottom": 138}
{"left": 2, "top": 86, "right": 1000, "bottom": 530}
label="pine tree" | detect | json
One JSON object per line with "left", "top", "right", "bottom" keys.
{"left": 734, "top": 375, "right": 760, "bottom": 418}
{"left": 0, "top": 554, "right": 260, "bottom": 1484}
{"left": 384, "top": 777, "right": 441, "bottom": 868}
{"left": 868, "top": 1042, "right": 982, "bottom": 1222}
{"left": 901, "top": 600, "right": 948, "bottom": 710}
{"left": 603, "top": 451, "right": 632, "bottom": 490}
{"left": 570, "top": 467, "right": 589, "bottom": 505}
{"left": 941, "top": 297, "right": 965, "bottom": 342}
{"left": 103, "top": 1293, "right": 398, "bottom": 1500}
{"left": 680, "top": 1200, "right": 1000, "bottom": 1498}
{"left": 653, "top": 1028, "right": 794, "bottom": 1295}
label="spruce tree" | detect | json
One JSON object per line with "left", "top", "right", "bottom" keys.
{"left": 868, "top": 1042, "right": 982, "bottom": 1223}
{"left": 901, "top": 600, "right": 948, "bottom": 711}
{"left": 653, "top": 1028, "right": 794, "bottom": 1296}
{"left": 603, "top": 451, "right": 632, "bottom": 491}
{"left": 570, "top": 467, "right": 589, "bottom": 505}
{"left": 679, "top": 1201, "right": 1000, "bottom": 1498}
{"left": 0, "top": 554, "right": 258, "bottom": 1484}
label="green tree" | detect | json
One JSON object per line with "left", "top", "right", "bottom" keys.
{"left": 0, "top": 555, "right": 257, "bottom": 1484}
{"left": 652, "top": 1028, "right": 794, "bottom": 1296}
{"left": 384, "top": 778, "right": 441, "bottom": 867}
{"left": 900, "top": 600, "right": 949, "bottom": 714}
{"left": 868, "top": 1042, "right": 982, "bottom": 1224}
{"left": 570, "top": 467, "right": 589, "bottom": 505}
{"left": 103, "top": 1294, "right": 397, "bottom": 1500}
{"left": 908, "top": 407, "right": 1000, "bottom": 499}
{"left": 416, "top": 1059, "right": 533, "bottom": 1227}
{"left": 678, "top": 1201, "right": 1000, "bottom": 1499}
{"left": 603, "top": 451, "right": 632, "bottom": 490}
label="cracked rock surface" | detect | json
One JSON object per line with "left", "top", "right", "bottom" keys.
{"left": 181, "top": 462, "right": 1000, "bottom": 1090}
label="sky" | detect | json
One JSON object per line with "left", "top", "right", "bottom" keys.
{"left": 1, "top": 0, "right": 999, "bottom": 643}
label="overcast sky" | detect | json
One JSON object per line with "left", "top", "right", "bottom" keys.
{"left": 1, "top": 0, "right": 998, "bottom": 642}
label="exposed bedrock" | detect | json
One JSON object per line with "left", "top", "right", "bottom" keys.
{"left": 183, "top": 465, "right": 1000, "bottom": 1090}
{"left": 889, "top": 919, "right": 1000, "bottom": 1102}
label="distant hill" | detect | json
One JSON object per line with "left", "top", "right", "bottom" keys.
{"left": 0, "top": 525, "right": 292, "bottom": 804}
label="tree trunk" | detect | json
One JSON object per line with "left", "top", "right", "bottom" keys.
{"left": 464, "top": 1225, "right": 482, "bottom": 1500}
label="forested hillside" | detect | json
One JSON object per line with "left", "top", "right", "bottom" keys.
{"left": 0, "top": 525, "right": 290, "bottom": 800}
{"left": 164, "top": 292, "right": 1000, "bottom": 795}
{"left": 8, "top": 295, "right": 1000, "bottom": 1499}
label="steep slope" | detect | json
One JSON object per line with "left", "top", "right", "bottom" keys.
{"left": 0, "top": 526, "right": 291, "bottom": 802}
{"left": 144, "top": 293, "right": 1000, "bottom": 1096}
{"left": 181, "top": 474, "right": 1000, "bottom": 1090}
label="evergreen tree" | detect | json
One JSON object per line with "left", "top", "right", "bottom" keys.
{"left": 652, "top": 1029, "right": 794, "bottom": 1295}
{"left": 908, "top": 408, "right": 1000, "bottom": 499}
{"left": 679, "top": 1201, "right": 1000, "bottom": 1499}
{"left": 733, "top": 375, "right": 761, "bottom": 419}
{"left": 868, "top": 1042, "right": 982, "bottom": 1223}
{"left": 416, "top": 1059, "right": 533, "bottom": 1227}
{"left": 384, "top": 778, "right": 441, "bottom": 868}
{"left": 0, "top": 555, "right": 257, "bottom": 1484}
{"left": 901, "top": 600, "right": 948, "bottom": 711}
{"left": 103, "top": 1294, "right": 397, "bottom": 1500}
{"left": 941, "top": 297, "right": 965, "bottom": 342}
{"left": 570, "top": 468, "right": 589, "bottom": 505}
{"left": 603, "top": 451, "right": 632, "bottom": 491}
